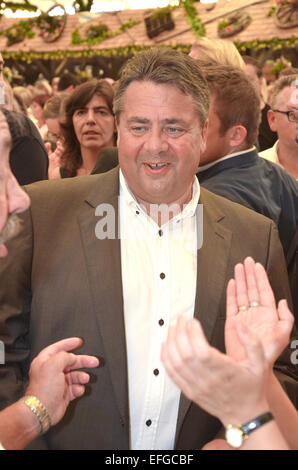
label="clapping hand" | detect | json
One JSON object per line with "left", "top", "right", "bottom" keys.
{"left": 225, "top": 257, "right": 294, "bottom": 366}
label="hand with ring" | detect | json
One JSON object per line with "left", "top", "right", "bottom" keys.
{"left": 225, "top": 257, "right": 294, "bottom": 366}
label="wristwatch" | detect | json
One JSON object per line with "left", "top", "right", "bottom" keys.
{"left": 225, "top": 412, "right": 274, "bottom": 448}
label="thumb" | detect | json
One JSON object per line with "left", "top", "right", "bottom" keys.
{"left": 236, "top": 323, "right": 266, "bottom": 372}
{"left": 277, "top": 299, "right": 294, "bottom": 332}
{"left": 45, "top": 142, "right": 52, "bottom": 155}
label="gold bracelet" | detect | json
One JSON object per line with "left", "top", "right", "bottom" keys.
{"left": 20, "top": 395, "right": 51, "bottom": 435}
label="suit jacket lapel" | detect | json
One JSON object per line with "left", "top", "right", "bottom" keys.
{"left": 175, "top": 188, "right": 233, "bottom": 442}
{"left": 77, "top": 168, "right": 129, "bottom": 426}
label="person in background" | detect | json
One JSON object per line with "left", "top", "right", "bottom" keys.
{"left": 162, "top": 257, "right": 298, "bottom": 450}
{"left": 43, "top": 92, "right": 69, "bottom": 141}
{"left": 196, "top": 63, "right": 298, "bottom": 261}
{"left": 259, "top": 73, "right": 298, "bottom": 180}
{"left": 30, "top": 93, "right": 51, "bottom": 140}
{"left": 51, "top": 77, "right": 60, "bottom": 95}
{"left": 58, "top": 72, "right": 79, "bottom": 94}
{"left": 13, "top": 86, "right": 33, "bottom": 116}
{"left": 242, "top": 55, "right": 277, "bottom": 151}
{"left": 34, "top": 78, "right": 52, "bottom": 97}
{"left": 51, "top": 78, "right": 116, "bottom": 178}
{"left": 189, "top": 37, "right": 245, "bottom": 69}
{"left": 42, "top": 93, "right": 68, "bottom": 178}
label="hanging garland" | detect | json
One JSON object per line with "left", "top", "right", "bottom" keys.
{"left": 2, "top": 35, "right": 297, "bottom": 64}
{"left": 234, "top": 35, "right": 298, "bottom": 51}
{"left": 181, "top": 0, "right": 206, "bottom": 37}
{"left": 71, "top": 19, "right": 140, "bottom": 46}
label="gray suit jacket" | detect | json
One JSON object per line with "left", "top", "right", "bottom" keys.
{"left": 0, "top": 167, "right": 296, "bottom": 449}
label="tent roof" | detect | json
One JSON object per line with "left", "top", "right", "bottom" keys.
{"left": 0, "top": 0, "right": 297, "bottom": 55}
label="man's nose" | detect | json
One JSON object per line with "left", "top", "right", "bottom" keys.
{"left": 7, "top": 172, "right": 30, "bottom": 215}
{"left": 143, "top": 129, "right": 169, "bottom": 155}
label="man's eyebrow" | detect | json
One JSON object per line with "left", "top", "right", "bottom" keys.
{"left": 126, "top": 117, "right": 189, "bottom": 126}
{"left": 163, "top": 118, "right": 189, "bottom": 126}
{"left": 127, "top": 117, "right": 151, "bottom": 124}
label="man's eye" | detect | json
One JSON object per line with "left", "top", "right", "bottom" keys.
{"left": 165, "top": 127, "right": 184, "bottom": 137}
{"left": 75, "top": 110, "right": 85, "bottom": 116}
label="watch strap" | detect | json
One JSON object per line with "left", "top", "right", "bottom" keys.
{"left": 241, "top": 411, "right": 274, "bottom": 436}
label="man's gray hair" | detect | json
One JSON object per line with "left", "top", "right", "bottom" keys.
{"left": 270, "top": 73, "right": 298, "bottom": 109}
{"left": 113, "top": 47, "right": 210, "bottom": 125}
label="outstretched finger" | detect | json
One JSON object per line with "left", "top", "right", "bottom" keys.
{"left": 68, "top": 384, "right": 86, "bottom": 401}
{"left": 37, "top": 337, "right": 84, "bottom": 360}
{"left": 65, "top": 354, "right": 99, "bottom": 372}
{"left": 234, "top": 263, "right": 249, "bottom": 309}
{"left": 66, "top": 370, "right": 90, "bottom": 386}
{"left": 254, "top": 263, "right": 276, "bottom": 310}
{"left": 226, "top": 278, "right": 238, "bottom": 318}
{"left": 243, "top": 257, "right": 260, "bottom": 306}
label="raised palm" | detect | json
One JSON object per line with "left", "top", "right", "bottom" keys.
{"left": 225, "top": 257, "right": 293, "bottom": 366}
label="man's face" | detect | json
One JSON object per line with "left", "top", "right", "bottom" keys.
{"left": 200, "top": 94, "right": 231, "bottom": 165}
{"left": 116, "top": 81, "right": 207, "bottom": 207}
{"left": 269, "top": 86, "right": 298, "bottom": 149}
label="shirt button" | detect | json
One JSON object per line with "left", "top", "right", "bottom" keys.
{"left": 153, "top": 368, "right": 159, "bottom": 376}
{"left": 160, "top": 273, "right": 165, "bottom": 279}
{"left": 146, "top": 419, "right": 152, "bottom": 427}
{"left": 158, "top": 229, "right": 163, "bottom": 237}
{"left": 158, "top": 319, "right": 164, "bottom": 326}
{"left": 136, "top": 210, "right": 140, "bottom": 215}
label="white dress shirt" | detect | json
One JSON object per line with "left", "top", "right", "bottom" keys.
{"left": 259, "top": 140, "right": 280, "bottom": 166}
{"left": 119, "top": 170, "right": 200, "bottom": 450}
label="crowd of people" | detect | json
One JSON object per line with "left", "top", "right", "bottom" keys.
{"left": 0, "top": 39, "right": 297, "bottom": 451}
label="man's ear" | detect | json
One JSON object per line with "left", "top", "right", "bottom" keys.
{"left": 115, "top": 119, "right": 120, "bottom": 147}
{"left": 228, "top": 125, "right": 247, "bottom": 148}
{"left": 199, "top": 119, "right": 208, "bottom": 154}
{"left": 267, "top": 109, "right": 277, "bottom": 132}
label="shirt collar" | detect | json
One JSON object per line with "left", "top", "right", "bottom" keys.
{"left": 197, "top": 146, "right": 256, "bottom": 173}
{"left": 119, "top": 169, "right": 200, "bottom": 221}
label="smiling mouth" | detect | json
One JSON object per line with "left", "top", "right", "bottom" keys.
{"left": 146, "top": 163, "right": 169, "bottom": 169}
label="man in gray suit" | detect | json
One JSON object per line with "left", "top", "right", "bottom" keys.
{"left": 0, "top": 48, "right": 296, "bottom": 450}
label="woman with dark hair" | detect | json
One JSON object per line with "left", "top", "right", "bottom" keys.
{"left": 51, "top": 78, "right": 116, "bottom": 178}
